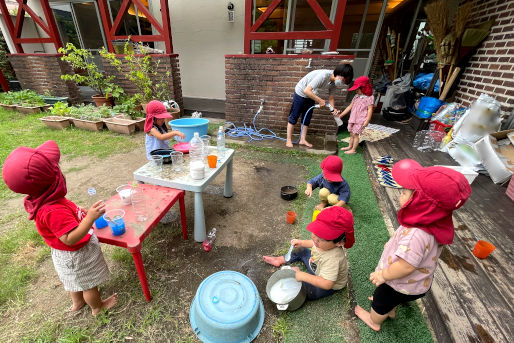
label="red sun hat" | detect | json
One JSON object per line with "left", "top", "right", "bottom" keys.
{"left": 146, "top": 100, "right": 173, "bottom": 119}
{"left": 392, "top": 159, "right": 472, "bottom": 244}
{"left": 321, "top": 155, "right": 343, "bottom": 182}
{"left": 307, "top": 206, "right": 355, "bottom": 249}
{"left": 144, "top": 100, "right": 174, "bottom": 133}
{"left": 348, "top": 76, "right": 373, "bottom": 96}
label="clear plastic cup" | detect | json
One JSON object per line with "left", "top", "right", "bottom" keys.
{"left": 150, "top": 155, "right": 163, "bottom": 172}
{"left": 116, "top": 184, "right": 132, "bottom": 205}
{"left": 170, "top": 151, "right": 184, "bottom": 172}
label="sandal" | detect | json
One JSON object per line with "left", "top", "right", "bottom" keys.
{"left": 374, "top": 164, "right": 392, "bottom": 172}
{"left": 379, "top": 178, "right": 402, "bottom": 188}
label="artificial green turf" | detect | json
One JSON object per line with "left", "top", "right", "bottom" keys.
{"left": 338, "top": 133, "right": 433, "bottom": 342}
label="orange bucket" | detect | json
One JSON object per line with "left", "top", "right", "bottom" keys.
{"left": 286, "top": 211, "right": 296, "bottom": 224}
{"left": 472, "top": 240, "right": 495, "bottom": 259}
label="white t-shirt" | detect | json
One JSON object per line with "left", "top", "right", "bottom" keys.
{"left": 295, "top": 69, "right": 337, "bottom": 98}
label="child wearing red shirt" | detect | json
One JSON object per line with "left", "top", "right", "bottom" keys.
{"left": 2, "top": 140, "right": 117, "bottom": 316}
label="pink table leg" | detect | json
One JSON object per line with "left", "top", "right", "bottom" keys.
{"left": 129, "top": 246, "right": 152, "bottom": 302}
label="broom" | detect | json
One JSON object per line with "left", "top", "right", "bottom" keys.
{"left": 424, "top": 0, "right": 449, "bottom": 95}
{"left": 448, "top": 1, "right": 473, "bottom": 76}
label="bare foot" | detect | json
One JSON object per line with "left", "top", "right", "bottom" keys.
{"left": 344, "top": 150, "right": 357, "bottom": 154}
{"left": 340, "top": 146, "right": 351, "bottom": 151}
{"left": 299, "top": 140, "right": 313, "bottom": 148}
{"left": 286, "top": 141, "right": 294, "bottom": 148}
{"left": 92, "top": 293, "right": 118, "bottom": 316}
{"left": 367, "top": 297, "right": 395, "bottom": 318}
{"left": 263, "top": 255, "right": 285, "bottom": 267}
{"left": 71, "top": 301, "right": 86, "bottom": 312}
{"left": 355, "top": 305, "right": 381, "bottom": 331}
{"left": 314, "top": 202, "right": 327, "bottom": 211}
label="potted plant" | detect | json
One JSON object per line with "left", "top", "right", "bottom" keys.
{"left": 13, "top": 90, "right": 45, "bottom": 114}
{"left": 111, "top": 94, "right": 146, "bottom": 131}
{"left": 68, "top": 104, "right": 106, "bottom": 131}
{"left": 100, "top": 43, "right": 176, "bottom": 113}
{"left": 0, "top": 92, "right": 16, "bottom": 110}
{"left": 40, "top": 101, "right": 72, "bottom": 129}
{"left": 59, "top": 43, "right": 124, "bottom": 107}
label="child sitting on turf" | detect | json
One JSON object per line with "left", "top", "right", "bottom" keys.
{"left": 263, "top": 206, "right": 355, "bottom": 301}
{"left": 354, "top": 159, "right": 471, "bottom": 331}
{"left": 144, "top": 100, "right": 185, "bottom": 160}
{"left": 305, "top": 155, "right": 351, "bottom": 211}
{"left": 2, "top": 140, "right": 118, "bottom": 316}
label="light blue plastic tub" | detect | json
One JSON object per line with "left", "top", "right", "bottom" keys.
{"left": 190, "top": 271, "right": 264, "bottom": 343}
{"left": 169, "top": 118, "right": 210, "bottom": 143}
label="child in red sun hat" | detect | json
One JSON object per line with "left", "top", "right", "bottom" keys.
{"left": 355, "top": 159, "right": 471, "bottom": 331}
{"left": 263, "top": 206, "right": 355, "bottom": 303}
{"left": 305, "top": 155, "right": 351, "bottom": 211}
{"left": 337, "top": 76, "right": 374, "bottom": 154}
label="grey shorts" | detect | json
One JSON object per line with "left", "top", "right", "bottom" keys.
{"left": 51, "top": 235, "right": 109, "bottom": 292}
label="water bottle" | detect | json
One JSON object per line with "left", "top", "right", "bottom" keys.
{"left": 189, "top": 132, "right": 205, "bottom": 179}
{"left": 217, "top": 126, "right": 226, "bottom": 160}
{"left": 131, "top": 182, "right": 147, "bottom": 222}
{"left": 202, "top": 228, "right": 217, "bottom": 252}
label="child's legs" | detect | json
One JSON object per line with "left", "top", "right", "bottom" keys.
{"left": 83, "top": 286, "right": 102, "bottom": 310}
{"left": 287, "top": 247, "right": 314, "bottom": 274}
{"left": 70, "top": 291, "right": 85, "bottom": 310}
{"left": 303, "top": 282, "right": 336, "bottom": 300}
{"left": 371, "top": 283, "right": 425, "bottom": 320}
{"left": 318, "top": 188, "right": 330, "bottom": 201}
{"left": 327, "top": 193, "right": 339, "bottom": 205}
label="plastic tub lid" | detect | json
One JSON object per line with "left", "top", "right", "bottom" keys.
{"left": 190, "top": 271, "right": 264, "bottom": 343}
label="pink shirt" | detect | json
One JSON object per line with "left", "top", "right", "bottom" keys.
{"left": 376, "top": 225, "right": 442, "bottom": 295}
{"left": 349, "top": 94, "right": 374, "bottom": 125}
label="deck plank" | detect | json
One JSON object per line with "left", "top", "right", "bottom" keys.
{"left": 361, "top": 115, "right": 514, "bottom": 343}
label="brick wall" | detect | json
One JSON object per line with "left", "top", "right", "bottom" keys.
{"left": 101, "top": 54, "right": 183, "bottom": 112}
{"left": 225, "top": 55, "right": 353, "bottom": 136}
{"left": 454, "top": 0, "right": 514, "bottom": 116}
{"left": 8, "top": 54, "right": 82, "bottom": 103}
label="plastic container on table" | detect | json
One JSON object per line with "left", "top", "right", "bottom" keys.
{"left": 169, "top": 118, "right": 210, "bottom": 143}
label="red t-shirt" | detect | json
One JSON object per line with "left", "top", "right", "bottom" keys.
{"left": 35, "top": 198, "right": 91, "bottom": 251}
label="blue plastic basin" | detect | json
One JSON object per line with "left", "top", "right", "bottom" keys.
{"left": 169, "top": 118, "right": 210, "bottom": 143}
{"left": 190, "top": 271, "right": 264, "bottom": 343}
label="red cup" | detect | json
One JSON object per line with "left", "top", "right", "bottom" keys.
{"left": 472, "top": 240, "right": 495, "bottom": 259}
{"left": 207, "top": 155, "right": 217, "bottom": 168}
{"left": 286, "top": 211, "right": 296, "bottom": 224}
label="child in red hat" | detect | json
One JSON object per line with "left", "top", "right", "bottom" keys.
{"left": 2, "top": 140, "right": 118, "bottom": 316}
{"left": 337, "top": 76, "right": 374, "bottom": 154}
{"left": 145, "top": 100, "right": 185, "bottom": 160}
{"left": 355, "top": 159, "right": 471, "bottom": 331}
{"left": 305, "top": 155, "right": 351, "bottom": 210}
{"left": 263, "top": 206, "right": 355, "bottom": 302}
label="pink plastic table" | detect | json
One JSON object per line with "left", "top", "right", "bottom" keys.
{"left": 93, "top": 184, "right": 187, "bottom": 302}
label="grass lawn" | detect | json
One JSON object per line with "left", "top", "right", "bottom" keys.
{"left": 0, "top": 108, "right": 432, "bottom": 342}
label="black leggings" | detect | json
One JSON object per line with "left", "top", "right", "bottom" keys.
{"left": 371, "top": 283, "right": 426, "bottom": 315}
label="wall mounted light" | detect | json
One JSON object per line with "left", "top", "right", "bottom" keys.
{"left": 228, "top": 2, "right": 234, "bottom": 22}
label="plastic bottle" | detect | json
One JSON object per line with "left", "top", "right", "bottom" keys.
{"left": 189, "top": 132, "right": 205, "bottom": 179}
{"left": 88, "top": 187, "right": 107, "bottom": 229}
{"left": 202, "top": 228, "right": 217, "bottom": 252}
{"left": 217, "top": 126, "right": 226, "bottom": 160}
{"left": 131, "top": 182, "right": 147, "bottom": 222}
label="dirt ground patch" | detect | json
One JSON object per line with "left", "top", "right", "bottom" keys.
{"left": 1, "top": 147, "right": 333, "bottom": 342}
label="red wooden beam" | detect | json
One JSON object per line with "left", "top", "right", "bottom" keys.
{"left": 159, "top": 0, "right": 173, "bottom": 53}
{"left": 244, "top": 0, "right": 252, "bottom": 54}
{"left": 0, "top": 0, "right": 22, "bottom": 52}
{"left": 306, "top": 0, "right": 334, "bottom": 30}
{"left": 39, "top": 0, "right": 63, "bottom": 51}
{"left": 16, "top": 0, "right": 52, "bottom": 37}
{"left": 329, "top": 0, "right": 348, "bottom": 51}
{"left": 113, "top": 35, "right": 164, "bottom": 42}
{"left": 250, "top": 0, "right": 282, "bottom": 33}
{"left": 14, "top": 0, "right": 26, "bottom": 39}
{"left": 110, "top": 0, "right": 131, "bottom": 36}
{"left": 15, "top": 37, "right": 53, "bottom": 43}
{"left": 97, "top": 0, "right": 114, "bottom": 52}
{"left": 132, "top": 0, "right": 162, "bottom": 33}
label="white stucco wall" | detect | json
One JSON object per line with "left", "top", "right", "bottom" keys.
{"left": 167, "top": 0, "right": 244, "bottom": 100}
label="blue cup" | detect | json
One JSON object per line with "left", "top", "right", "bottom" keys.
{"left": 94, "top": 216, "right": 108, "bottom": 229}
{"left": 108, "top": 217, "right": 126, "bottom": 236}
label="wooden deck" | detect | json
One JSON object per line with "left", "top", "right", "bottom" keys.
{"left": 361, "top": 116, "right": 514, "bottom": 343}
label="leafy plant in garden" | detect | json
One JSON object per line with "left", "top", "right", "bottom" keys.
{"left": 112, "top": 94, "right": 144, "bottom": 119}
{"left": 48, "top": 101, "right": 71, "bottom": 116}
{"left": 68, "top": 104, "right": 110, "bottom": 121}
{"left": 0, "top": 90, "right": 45, "bottom": 106}
{"left": 59, "top": 43, "right": 124, "bottom": 99}
{"left": 100, "top": 41, "right": 172, "bottom": 103}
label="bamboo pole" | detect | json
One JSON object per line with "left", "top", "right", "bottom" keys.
{"left": 439, "top": 67, "right": 461, "bottom": 101}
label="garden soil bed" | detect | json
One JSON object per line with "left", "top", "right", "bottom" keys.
{"left": 0, "top": 147, "right": 352, "bottom": 342}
